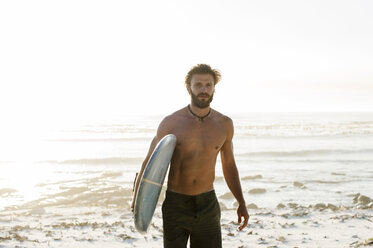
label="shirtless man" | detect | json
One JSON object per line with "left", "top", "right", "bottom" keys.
{"left": 132, "top": 64, "right": 249, "bottom": 248}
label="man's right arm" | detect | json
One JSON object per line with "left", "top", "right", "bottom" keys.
{"left": 131, "top": 117, "right": 171, "bottom": 212}
{"left": 131, "top": 136, "right": 159, "bottom": 211}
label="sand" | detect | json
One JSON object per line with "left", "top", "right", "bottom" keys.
{"left": 1, "top": 199, "right": 372, "bottom": 248}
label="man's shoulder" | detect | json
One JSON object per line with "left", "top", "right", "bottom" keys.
{"left": 212, "top": 109, "right": 234, "bottom": 137}
{"left": 165, "top": 107, "right": 187, "bottom": 121}
{"left": 159, "top": 107, "right": 187, "bottom": 127}
{"left": 212, "top": 109, "right": 233, "bottom": 125}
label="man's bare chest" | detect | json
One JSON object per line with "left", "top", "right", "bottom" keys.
{"left": 171, "top": 119, "right": 226, "bottom": 154}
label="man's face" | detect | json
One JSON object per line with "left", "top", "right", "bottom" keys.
{"left": 188, "top": 74, "right": 215, "bottom": 109}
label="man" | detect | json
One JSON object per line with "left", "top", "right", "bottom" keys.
{"left": 132, "top": 64, "right": 249, "bottom": 248}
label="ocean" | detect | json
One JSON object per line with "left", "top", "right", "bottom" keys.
{"left": 1, "top": 112, "right": 373, "bottom": 212}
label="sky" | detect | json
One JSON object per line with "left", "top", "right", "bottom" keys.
{"left": 1, "top": 0, "right": 373, "bottom": 128}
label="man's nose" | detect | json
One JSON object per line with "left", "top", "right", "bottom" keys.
{"left": 200, "top": 86, "right": 208, "bottom": 92}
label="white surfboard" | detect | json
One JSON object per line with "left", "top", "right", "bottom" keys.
{"left": 134, "top": 134, "right": 177, "bottom": 233}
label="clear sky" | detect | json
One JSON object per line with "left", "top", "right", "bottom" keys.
{"left": 1, "top": 0, "right": 373, "bottom": 127}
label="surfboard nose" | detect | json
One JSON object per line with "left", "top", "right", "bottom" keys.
{"left": 163, "top": 134, "right": 176, "bottom": 147}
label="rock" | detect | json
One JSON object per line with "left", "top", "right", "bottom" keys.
{"left": 358, "top": 195, "right": 372, "bottom": 205}
{"left": 288, "top": 203, "right": 298, "bottom": 208}
{"left": 353, "top": 194, "right": 372, "bottom": 208}
{"left": 220, "top": 192, "right": 234, "bottom": 200}
{"left": 327, "top": 204, "right": 338, "bottom": 211}
{"left": 13, "top": 233, "right": 27, "bottom": 242}
{"left": 364, "top": 238, "right": 373, "bottom": 245}
{"left": 219, "top": 202, "right": 228, "bottom": 211}
{"left": 356, "top": 238, "right": 373, "bottom": 246}
{"left": 314, "top": 203, "right": 327, "bottom": 209}
{"left": 277, "top": 236, "right": 286, "bottom": 242}
{"left": 353, "top": 193, "right": 360, "bottom": 204}
{"left": 0, "top": 236, "right": 11, "bottom": 242}
{"left": 356, "top": 203, "right": 365, "bottom": 209}
{"left": 292, "top": 209, "right": 309, "bottom": 217}
{"left": 242, "top": 175, "right": 263, "bottom": 180}
{"left": 277, "top": 203, "right": 286, "bottom": 209}
{"left": 247, "top": 203, "right": 258, "bottom": 209}
{"left": 293, "top": 182, "right": 304, "bottom": 188}
{"left": 248, "top": 188, "right": 266, "bottom": 194}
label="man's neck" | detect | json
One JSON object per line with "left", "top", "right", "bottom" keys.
{"left": 188, "top": 104, "right": 211, "bottom": 118}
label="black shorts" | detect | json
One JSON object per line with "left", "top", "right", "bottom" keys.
{"left": 162, "top": 190, "right": 222, "bottom": 248}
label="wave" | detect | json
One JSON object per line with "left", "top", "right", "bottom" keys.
{"left": 235, "top": 121, "right": 373, "bottom": 137}
{"left": 63, "top": 127, "right": 156, "bottom": 135}
{"left": 42, "top": 157, "right": 143, "bottom": 165}
{"left": 41, "top": 156, "right": 373, "bottom": 166}
{"left": 46, "top": 137, "right": 151, "bottom": 142}
{"left": 237, "top": 149, "right": 373, "bottom": 158}
{"left": 236, "top": 131, "right": 373, "bottom": 137}
{"left": 244, "top": 159, "right": 373, "bottom": 165}
{"left": 56, "top": 118, "right": 373, "bottom": 138}
{"left": 4, "top": 185, "right": 134, "bottom": 211}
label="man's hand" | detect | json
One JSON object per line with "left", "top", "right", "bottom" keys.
{"left": 237, "top": 204, "right": 249, "bottom": 231}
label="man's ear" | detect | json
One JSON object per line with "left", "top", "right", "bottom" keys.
{"left": 186, "top": 84, "right": 191, "bottom": 95}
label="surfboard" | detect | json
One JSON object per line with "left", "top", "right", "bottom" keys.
{"left": 134, "top": 134, "right": 177, "bottom": 233}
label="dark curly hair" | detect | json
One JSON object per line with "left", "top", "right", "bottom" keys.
{"left": 184, "top": 64, "right": 221, "bottom": 86}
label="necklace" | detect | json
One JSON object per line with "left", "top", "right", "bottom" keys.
{"left": 187, "top": 105, "right": 211, "bottom": 122}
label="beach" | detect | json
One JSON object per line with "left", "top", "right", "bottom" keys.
{"left": 1, "top": 112, "right": 373, "bottom": 247}
{"left": 0, "top": 196, "right": 372, "bottom": 247}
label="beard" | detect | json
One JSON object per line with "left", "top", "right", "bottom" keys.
{"left": 190, "top": 91, "right": 214, "bottom": 109}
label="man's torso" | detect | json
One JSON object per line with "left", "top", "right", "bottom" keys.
{"left": 162, "top": 107, "right": 228, "bottom": 195}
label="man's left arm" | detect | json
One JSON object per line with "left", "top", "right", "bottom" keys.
{"left": 220, "top": 117, "right": 249, "bottom": 231}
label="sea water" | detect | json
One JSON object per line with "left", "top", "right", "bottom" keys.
{"left": 1, "top": 112, "right": 372, "bottom": 211}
